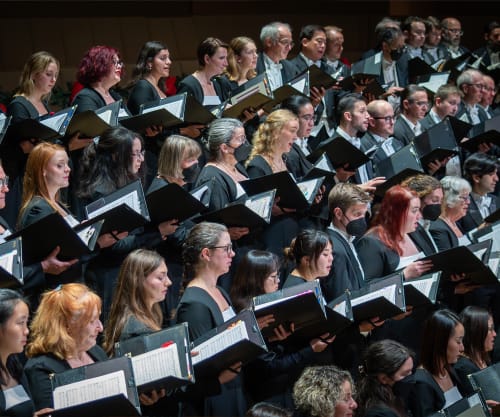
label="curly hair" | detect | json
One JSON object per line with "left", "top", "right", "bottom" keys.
{"left": 77, "top": 45, "right": 121, "bottom": 86}
{"left": 293, "top": 365, "right": 354, "bottom": 417}
{"left": 247, "top": 109, "right": 297, "bottom": 164}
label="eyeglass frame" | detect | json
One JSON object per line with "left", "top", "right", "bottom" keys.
{"left": 277, "top": 39, "right": 294, "bottom": 48}
{"left": 131, "top": 150, "right": 146, "bottom": 159}
{"left": 443, "top": 28, "right": 464, "bottom": 36}
{"left": 209, "top": 243, "right": 233, "bottom": 255}
{"left": 372, "top": 115, "right": 395, "bottom": 123}
{"left": 112, "top": 59, "right": 124, "bottom": 68}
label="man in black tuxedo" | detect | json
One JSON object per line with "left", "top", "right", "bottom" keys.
{"left": 472, "top": 20, "right": 500, "bottom": 68}
{"left": 393, "top": 84, "right": 429, "bottom": 146}
{"left": 256, "top": 21, "right": 297, "bottom": 91}
{"left": 440, "top": 17, "right": 469, "bottom": 59}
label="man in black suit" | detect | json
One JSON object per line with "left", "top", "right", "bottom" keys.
{"left": 459, "top": 152, "right": 499, "bottom": 233}
{"left": 472, "top": 21, "right": 500, "bottom": 68}
{"left": 393, "top": 84, "right": 429, "bottom": 146}
{"left": 324, "top": 25, "right": 350, "bottom": 78}
{"left": 440, "top": 17, "right": 469, "bottom": 59}
{"left": 479, "top": 74, "right": 499, "bottom": 119}
{"left": 423, "top": 16, "right": 448, "bottom": 65}
{"left": 402, "top": 16, "right": 427, "bottom": 60}
{"left": 256, "top": 21, "right": 297, "bottom": 91}
{"left": 456, "top": 69, "right": 488, "bottom": 125}
{"left": 420, "top": 84, "right": 462, "bottom": 131}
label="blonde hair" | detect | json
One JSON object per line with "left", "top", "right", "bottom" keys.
{"left": 16, "top": 51, "right": 59, "bottom": 100}
{"left": 27, "top": 283, "right": 101, "bottom": 359}
{"left": 225, "top": 36, "right": 257, "bottom": 82}
{"left": 247, "top": 109, "right": 297, "bottom": 164}
{"left": 157, "top": 135, "right": 201, "bottom": 179}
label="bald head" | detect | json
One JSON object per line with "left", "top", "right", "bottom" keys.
{"left": 367, "top": 100, "right": 395, "bottom": 138}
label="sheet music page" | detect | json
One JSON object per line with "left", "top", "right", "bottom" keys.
{"left": 404, "top": 275, "right": 437, "bottom": 297}
{"left": 87, "top": 190, "right": 141, "bottom": 218}
{"left": 97, "top": 110, "right": 112, "bottom": 124}
{"left": 472, "top": 247, "right": 488, "bottom": 262}
{"left": 118, "top": 108, "right": 130, "bottom": 118}
{"left": 192, "top": 321, "right": 249, "bottom": 364}
{"left": 142, "top": 99, "right": 183, "bottom": 119}
{"left": 53, "top": 370, "right": 127, "bottom": 409}
{"left": 297, "top": 178, "right": 320, "bottom": 201}
{"left": 314, "top": 154, "right": 333, "bottom": 171}
{"left": 131, "top": 343, "right": 182, "bottom": 386}
{"left": 254, "top": 290, "right": 313, "bottom": 310}
{"left": 231, "top": 84, "right": 262, "bottom": 104}
{"left": 332, "top": 300, "right": 346, "bottom": 317}
{"left": 289, "top": 76, "right": 307, "bottom": 93}
{"left": 488, "top": 256, "right": 499, "bottom": 276}
{"left": 476, "top": 224, "right": 500, "bottom": 252}
{"left": 351, "top": 284, "right": 396, "bottom": 307}
{"left": 419, "top": 73, "right": 449, "bottom": 92}
{"left": 0, "top": 249, "right": 16, "bottom": 273}
{"left": 245, "top": 194, "right": 272, "bottom": 219}
{"left": 191, "top": 185, "right": 209, "bottom": 201}
{"left": 40, "top": 113, "right": 68, "bottom": 132}
{"left": 76, "top": 226, "right": 96, "bottom": 246}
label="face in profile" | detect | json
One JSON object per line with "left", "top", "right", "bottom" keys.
{"left": 333, "top": 379, "right": 357, "bottom": 417}
{"left": 0, "top": 301, "right": 29, "bottom": 355}
{"left": 72, "top": 306, "right": 103, "bottom": 353}
{"left": 33, "top": 62, "right": 59, "bottom": 95}
{"left": 263, "top": 270, "right": 280, "bottom": 294}
{"left": 446, "top": 322, "right": 464, "bottom": 364}
{"left": 143, "top": 261, "right": 172, "bottom": 307}
{"left": 43, "top": 150, "right": 71, "bottom": 191}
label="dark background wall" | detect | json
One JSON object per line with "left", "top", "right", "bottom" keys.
{"left": 1, "top": 0, "right": 498, "bottom": 94}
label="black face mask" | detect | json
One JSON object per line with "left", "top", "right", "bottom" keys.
{"left": 390, "top": 48, "right": 404, "bottom": 61}
{"left": 422, "top": 203, "right": 441, "bottom": 221}
{"left": 345, "top": 216, "right": 368, "bottom": 237}
{"left": 232, "top": 141, "right": 252, "bottom": 163}
{"left": 392, "top": 374, "right": 416, "bottom": 400}
{"left": 182, "top": 162, "right": 200, "bottom": 183}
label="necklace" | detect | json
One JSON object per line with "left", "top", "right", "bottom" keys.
{"left": 266, "top": 155, "right": 286, "bottom": 173}
{"left": 195, "top": 70, "right": 213, "bottom": 86}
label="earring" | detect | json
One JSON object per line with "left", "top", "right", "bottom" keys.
{"left": 147, "top": 64, "right": 152, "bottom": 71}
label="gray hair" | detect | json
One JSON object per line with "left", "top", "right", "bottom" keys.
{"left": 441, "top": 175, "right": 471, "bottom": 207}
{"left": 260, "top": 22, "right": 292, "bottom": 44}
{"left": 456, "top": 69, "right": 483, "bottom": 90}
{"left": 206, "top": 117, "right": 243, "bottom": 161}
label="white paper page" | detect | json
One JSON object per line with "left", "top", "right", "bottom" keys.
{"left": 97, "top": 110, "right": 112, "bottom": 124}
{"left": 254, "top": 289, "right": 313, "bottom": 310}
{"left": 297, "top": 178, "right": 320, "bottom": 201}
{"left": 290, "top": 77, "right": 307, "bottom": 94}
{"left": 76, "top": 226, "right": 96, "bottom": 246}
{"left": 245, "top": 194, "right": 272, "bottom": 219}
{"left": 488, "top": 257, "right": 499, "bottom": 276}
{"left": 87, "top": 190, "right": 141, "bottom": 219}
{"left": 472, "top": 247, "right": 488, "bottom": 262}
{"left": 351, "top": 284, "right": 396, "bottom": 307}
{"left": 192, "top": 321, "right": 248, "bottom": 364}
{"left": 191, "top": 185, "right": 209, "bottom": 202}
{"left": 0, "top": 249, "right": 16, "bottom": 273}
{"left": 39, "top": 113, "right": 68, "bottom": 132}
{"left": 419, "top": 73, "right": 449, "bottom": 92}
{"left": 53, "top": 370, "right": 127, "bottom": 409}
{"left": 404, "top": 274, "right": 438, "bottom": 297}
{"left": 475, "top": 223, "right": 500, "bottom": 252}
{"left": 314, "top": 153, "right": 333, "bottom": 171}
{"left": 333, "top": 300, "right": 347, "bottom": 316}
{"left": 131, "top": 343, "right": 182, "bottom": 386}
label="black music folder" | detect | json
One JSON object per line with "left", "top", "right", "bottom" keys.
{"left": 114, "top": 323, "right": 194, "bottom": 393}
{"left": 339, "top": 52, "right": 382, "bottom": 91}
{"left": 307, "top": 136, "right": 370, "bottom": 171}
{"left": 408, "top": 57, "right": 438, "bottom": 83}
{"left": 191, "top": 309, "right": 267, "bottom": 377}
{"left": 302, "top": 153, "right": 336, "bottom": 181}
{"left": 0, "top": 237, "right": 23, "bottom": 289}
{"left": 66, "top": 101, "right": 121, "bottom": 138}
{"left": 7, "top": 213, "right": 103, "bottom": 264}
{"left": 374, "top": 144, "right": 423, "bottom": 178}
{"left": 460, "top": 114, "right": 500, "bottom": 152}
{"left": 0, "top": 113, "right": 11, "bottom": 146}
{"left": 412, "top": 119, "right": 460, "bottom": 168}
{"left": 85, "top": 179, "right": 151, "bottom": 235}
{"left": 194, "top": 189, "right": 275, "bottom": 229}
{"left": 119, "top": 95, "right": 186, "bottom": 133}
{"left": 262, "top": 72, "right": 310, "bottom": 113}
{"left": 307, "top": 64, "right": 338, "bottom": 90}
{"left": 146, "top": 182, "right": 208, "bottom": 224}
{"left": 468, "top": 363, "right": 500, "bottom": 403}
{"left": 290, "top": 292, "right": 354, "bottom": 343}
{"left": 420, "top": 240, "right": 498, "bottom": 284}
{"left": 485, "top": 207, "right": 500, "bottom": 224}
{"left": 441, "top": 392, "right": 490, "bottom": 417}
{"left": 6, "top": 105, "right": 76, "bottom": 142}
{"left": 252, "top": 280, "right": 327, "bottom": 338}
{"left": 403, "top": 271, "right": 441, "bottom": 307}
{"left": 49, "top": 356, "right": 140, "bottom": 416}
{"left": 222, "top": 74, "right": 273, "bottom": 119}
{"left": 240, "top": 172, "right": 323, "bottom": 211}
{"left": 349, "top": 273, "right": 406, "bottom": 322}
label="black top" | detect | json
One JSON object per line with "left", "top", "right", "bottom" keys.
{"left": 246, "top": 154, "right": 273, "bottom": 179}
{"left": 286, "top": 143, "right": 313, "bottom": 180}
{"left": 119, "top": 315, "right": 154, "bottom": 342}
{"left": 24, "top": 345, "right": 108, "bottom": 409}
{"left": 177, "top": 74, "right": 232, "bottom": 106}
{"left": 7, "top": 96, "right": 49, "bottom": 124}
{"left": 0, "top": 371, "right": 35, "bottom": 417}
{"left": 453, "top": 356, "right": 480, "bottom": 396}
{"left": 457, "top": 194, "right": 499, "bottom": 234}
{"left": 282, "top": 274, "right": 307, "bottom": 289}
{"left": 71, "top": 87, "right": 122, "bottom": 113}
{"left": 127, "top": 79, "right": 161, "bottom": 116}
{"left": 429, "top": 218, "right": 459, "bottom": 252}
{"left": 355, "top": 233, "right": 400, "bottom": 281}
{"left": 255, "top": 52, "right": 297, "bottom": 86}
{"left": 409, "top": 224, "right": 438, "bottom": 256}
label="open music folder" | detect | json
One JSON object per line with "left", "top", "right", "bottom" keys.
{"left": 460, "top": 114, "right": 500, "bottom": 152}
{"left": 193, "top": 189, "right": 275, "bottom": 230}
{"left": 403, "top": 271, "right": 441, "bottom": 307}
{"left": 240, "top": 171, "right": 324, "bottom": 211}
{"left": 349, "top": 273, "right": 406, "bottom": 322}
{"left": 307, "top": 136, "right": 370, "bottom": 171}
{"left": 252, "top": 280, "right": 327, "bottom": 339}
{"left": 191, "top": 309, "right": 267, "bottom": 377}
{"left": 65, "top": 101, "right": 122, "bottom": 138}
{"left": 468, "top": 363, "right": 500, "bottom": 403}
{"left": 0, "top": 237, "right": 23, "bottom": 289}
{"left": 114, "top": 322, "right": 194, "bottom": 393}
{"left": 7, "top": 213, "right": 103, "bottom": 264}
{"left": 85, "top": 179, "right": 151, "bottom": 235}
{"left": 46, "top": 356, "right": 140, "bottom": 417}
{"left": 262, "top": 71, "right": 310, "bottom": 113}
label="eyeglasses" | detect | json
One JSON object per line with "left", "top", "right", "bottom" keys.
{"left": 267, "top": 273, "right": 280, "bottom": 283}
{"left": 278, "top": 39, "right": 294, "bottom": 48}
{"left": 300, "top": 114, "right": 315, "bottom": 122}
{"left": 444, "top": 28, "right": 464, "bottom": 35}
{"left": 209, "top": 243, "right": 233, "bottom": 255}
{"left": 458, "top": 195, "right": 470, "bottom": 203}
{"left": 483, "top": 86, "right": 496, "bottom": 93}
{"left": 373, "top": 115, "right": 395, "bottom": 123}
{"left": 131, "top": 150, "right": 145, "bottom": 159}
{"left": 466, "top": 83, "right": 485, "bottom": 90}
{"left": 112, "top": 59, "right": 124, "bottom": 68}
{"left": 488, "top": 325, "right": 496, "bottom": 332}
{"left": 410, "top": 100, "right": 430, "bottom": 107}
{"left": 0, "top": 176, "right": 8, "bottom": 188}
{"left": 231, "top": 134, "right": 247, "bottom": 145}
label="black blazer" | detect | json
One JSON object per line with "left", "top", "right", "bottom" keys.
{"left": 322, "top": 228, "right": 365, "bottom": 302}
{"left": 355, "top": 233, "right": 400, "bottom": 281}
{"left": 24, "top": 345, "right": 108, "bottom": 409}
{"left": 409, "top": 224, "right": 438, "bottom": 256}
{"left": 453, "top": 356, "right": 480, "bottom": 396}
{"left": 457, "top": 194, "right": 499, "bottom": 234}
{"left": 393, "top": 116, "right": 417, "bottom": 147}
{"left": 71, "top": 87, "right": 122, "bottom": 113}
{"left": 429, "top": 218, "right": 459, "bottom": 251}
{"left": 455, "top": 102, "right": 489, "bottom": 125}
{"left": 285, "top": 143, "right": 313, "bottom": 180}
{"left": 256, "top": 52, "right": 297, "bottom": 86}
{"left": 176, "top": 74, "right": 232, "bottom": 106}
{"left": 126, "top": 79, "right": 161, "bottom": 115}
{"left": 246, "top": 154, "right": 273, "bottom": 179}
{"left": 7, "top": 96, "right": 49, "bottom": 124}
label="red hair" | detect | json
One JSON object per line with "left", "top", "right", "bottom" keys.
{"left": 77, "top": 45, "right": 120, "bottom": 86}
{"left": 369, "top": 185, "right": 418, "bottom": 255}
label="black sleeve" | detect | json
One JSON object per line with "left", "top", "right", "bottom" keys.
{"left": 24, "top": 360, "right": 57, "bottom": 409}
{"left": 176, "top": 301, "right": 215, "bottom": 340}
{"left": 7, "top": 100, "right": 33, "bottom": 124}
{"left": 72, "top": 92, "right": 102, "bottom": 113}
{"left": 429, "top": 224, "right": 454, "bottom": 252}
{"left": 127, "top": 82, "right": 155, "bottom": 115}
{"left": 356, "top": 236, "right": 398, "bottom": 280}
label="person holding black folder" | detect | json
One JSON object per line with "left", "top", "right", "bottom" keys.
{"left": 2, "top": 51, "right": 60, "bottom": 229}
{"left": 393, "top": 85, "right": 429, "bottom": 146}
{"left": 0, "top": 289, "right": 51, "bottom": 417}
{"left": 408, "top": 309, "right": 467, "bottom": 417}
{"left": 356, "top": 339, "right": 414, "bottom": 417}
{"left": 176, "top": 222, "right": 246, "bottom": 417}
{"left": 24, "top": 283, "right": 108, "bottom": 410}
{"left": 75, "top": 127, "right": 177, "bottom": 323}
{"left": 230, "top": 250, "right": 332, "bottom": 408}
{"left": 246, "top": 109, "right": 303, "bottom": 256}
{"left": 177, "top": 37, "right": 232, "bottom": 108}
